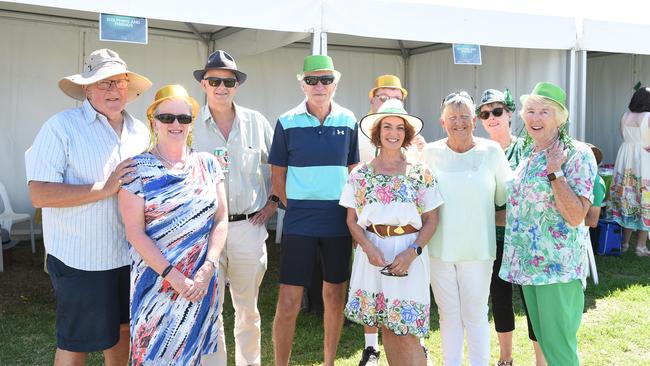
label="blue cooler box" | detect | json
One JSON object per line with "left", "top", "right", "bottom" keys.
{"left": 596, "top": 219, "right": 622, "bottom": 256}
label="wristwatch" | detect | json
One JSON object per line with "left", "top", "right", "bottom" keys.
{"left": 547, "top": 170, "right": 565, "bottom": 182}
{"left": 268, "top": 194, "right": 280, "bottom": 204}
{"left": 408, "top": 243, "right": 422, "bottom": 256}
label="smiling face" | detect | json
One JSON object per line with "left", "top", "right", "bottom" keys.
{"left": 201, "top": 69, "right": 238, "bottom": 108}
{"left": 301, "top": 70, "right": 337, "bottom": 107}
{"left": 522, "top": 97, "right": 562, "bottom": 147}
{"left": 153, "top": 98, "right": 194, "bottom": 148}
{"left": 440, "top": 102, "right": 475, "bottom": 146}
{"left": 479, "top": 102, "right": 512, "bottom": 138}
{"left": 84, "top": 74, "right": 128, "bottom": 118}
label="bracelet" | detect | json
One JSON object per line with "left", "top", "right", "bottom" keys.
{"left": 161, "top": 264, "right": 174, "bottom": 278}
{"left": 205, "top": 258, "right": 218, "bottom": 269}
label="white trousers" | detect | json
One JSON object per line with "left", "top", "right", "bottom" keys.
{"left": 429, "top": 257, "right": 493, "bottom": 366}
{"left": 211, "top": 220, "right": 268, "bottom": 366}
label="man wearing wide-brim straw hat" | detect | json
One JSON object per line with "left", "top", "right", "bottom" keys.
{"left": 25, "top": 48, "right": 151, "bottom": 366}
{"left": 269, "top": 54, "right": 359, "bottom": 366}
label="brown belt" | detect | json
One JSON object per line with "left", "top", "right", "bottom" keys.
{"left": 366, "top": 224, "right": 418, "bottom": 237}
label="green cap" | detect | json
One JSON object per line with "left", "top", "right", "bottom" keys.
{"left": 297, "top": 55, "right": 341, "bottom": 80}
{"left": 520, "top": 82, "right": 567, "bottom": 113}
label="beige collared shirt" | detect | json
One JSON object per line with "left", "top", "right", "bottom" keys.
{"left": 193, "top": 103, "right": 274, "bottom": 215}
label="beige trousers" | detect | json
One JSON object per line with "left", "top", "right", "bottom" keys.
{"left": 209, "top": 220, "right": 268, "bottom": 366}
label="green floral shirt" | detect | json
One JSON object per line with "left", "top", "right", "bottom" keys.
{"left": 500, "top": 141, "right": 597, "bottom": 285}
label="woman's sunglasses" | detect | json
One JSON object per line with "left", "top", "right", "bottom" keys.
{"left": 478, "top": 107, "right": 505, "bottom": 120}
{"left": 303, "top": 75, "right": 336, "bottom": 86}
{"left": 441, "top": 91, "right": 474, "bottom": 109}
{"left": 155, "top": 114, "right": 193, "bottom": 124}
{"left": 379, "top": 264, "right": 408, "bottom": 277}
{"left": 204, "top": 77, "right": 237, "bottom": 88}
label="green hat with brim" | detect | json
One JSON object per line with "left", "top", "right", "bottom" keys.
{"left": 359, "top": 99, "right": 423, "bottom": 139}
{"left": 297, "top": 55, "right": 341, "bottom": 81}
{"left": 520, "top": 82, "right": 568, "bottom": 114}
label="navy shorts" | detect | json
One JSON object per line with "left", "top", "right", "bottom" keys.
{"left": 279, "top": 235, "right": 352, "bottom": 287}
{"left": 47, "top": 255, "right": 130, "bottom": 352}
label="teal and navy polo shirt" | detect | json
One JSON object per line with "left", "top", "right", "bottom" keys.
{"left": 269, "top": 100, "right": 359, "bottom": 237}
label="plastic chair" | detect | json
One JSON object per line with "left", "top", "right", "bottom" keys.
{"left": 0, "top": 181, "right": 36, "bottom": 253}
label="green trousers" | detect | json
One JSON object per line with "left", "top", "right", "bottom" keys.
{"left": 522, "top": 280, "right": 584, "bottom": 366}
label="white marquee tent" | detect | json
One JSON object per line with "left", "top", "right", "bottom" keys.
{"left": 2, "top": 0, "right": 650, "bottom": 240}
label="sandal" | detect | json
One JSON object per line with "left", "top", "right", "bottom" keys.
{"left": 635, "top": 246, "right": 650, "bottom": 257}
{"left": 622, "top": 242, "right": 630, "bottom": 253}
{"left": 497, "top": 361, "right": 513, "bottom": 366}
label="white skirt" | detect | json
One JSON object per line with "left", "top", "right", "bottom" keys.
{"left": 344, "top": 232, "right": 430, "bottom": 337}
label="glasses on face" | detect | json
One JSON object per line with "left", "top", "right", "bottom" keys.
{"left": 379, "top": 264, "right": 408, "bottom": 277}
{"left": 204, "top": 77, "right": 237, "bottom": 88}
{"left": 155, "top": 113, "right": 193, "bottom": 124}
{"left": 441, "top": 91, "right": 474, "bottom": 108}
{"left": 375, "top": 94, "right": 403, "bottom": 103}
{"left": 96, "top": 79, "right": 129, "bottom": 90}
{"left": 478, "top": 107, "right": 505, "bottom": 120}
{"left": 303, "top": 75, "right": 336, "bottom": 86}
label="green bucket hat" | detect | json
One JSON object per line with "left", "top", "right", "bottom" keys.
{"left": 297, "top": 55, "right": 341, "bottom": 81}
{"left": 520, "top": 82, "right": 567, "bottom": 114}
{"left": 475, "top": 89, "right": 516, "bottom": 114}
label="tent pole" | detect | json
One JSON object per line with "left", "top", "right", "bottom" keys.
{"left": 578, "top": 50, "right": 587, "bottom": 142}
{"left": 398, "top": 40, "right": 411, "bottom": 110}
{"left": 311, "top": 29, "right": 327, "bottom": 55}
{"left": 567, "top": 49, "right": 578, "bottom": 139}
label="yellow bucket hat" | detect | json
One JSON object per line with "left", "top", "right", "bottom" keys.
{"left": 368, "top": 74, "right": 408, "bottom": 99}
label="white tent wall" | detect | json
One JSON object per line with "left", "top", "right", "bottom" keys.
{"left": 0, "top": 14, "right": 207, "bottom": 219}
{"left": 585, "top": 53, "right": 648, "bottom": 165}
{"left": 235, "top": 47, "right": 404, "bottom": 124}
{"left": 408, "top": 46, "right": 567, "bottom": 143}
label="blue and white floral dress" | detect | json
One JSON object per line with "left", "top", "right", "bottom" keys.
{"left": 339, "top": 162, "right": 443, "bottom": 337}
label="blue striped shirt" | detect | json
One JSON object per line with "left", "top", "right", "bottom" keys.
{"left": 269, "top": 100, "right": 359, "bottom": 236}
{"left": 25, "top": 100, "right": 149, "bottom": 270}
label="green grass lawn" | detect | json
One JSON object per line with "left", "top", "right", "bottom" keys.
{"left": 1, "top": 236, "right": 649, "bottom": 365}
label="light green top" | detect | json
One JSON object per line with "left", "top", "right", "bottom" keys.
{"left": 422, "top": 138, "right": 512, "bottom": 261}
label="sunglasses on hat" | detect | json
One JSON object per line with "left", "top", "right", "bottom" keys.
{"left": 155, "top": 114, "right": 193, "bottom": 124}
{"left": 204, "top": 77, "right": 237, "bottom": 88}
{"left": 441, "top": 91, "right": 474, "bottom": 109}
{"left": 303, "top": 75, "right": 336, "bottom": 86}
{"left": 478, "top": 107, "right": 505, "bottom": 120}
{"left": 379, "top": 264, "right": 408, "bottom": 277}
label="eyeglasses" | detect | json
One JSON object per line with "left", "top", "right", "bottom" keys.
{"left": 96, "top": 79, "right": 129, "bottom": 90}
{"left": 374, "top": 95, "right": 403, "bottom": 103}
{"left": 204, "top": 77, "right": 237, "bottom": 88}
{"left": 155, "top": 113, "right": 193, "bottom": 124}
{"left": 478, "top": 107, "right": 505, "bottom": 120}
{"left": 303, "top": 75, "right": 336, "bottom": 86}
{"left": 441, "top": 91, "right": 474, "bottom": 108}
{"left": 379, "top": 264, "right": 408, "bottom": 277}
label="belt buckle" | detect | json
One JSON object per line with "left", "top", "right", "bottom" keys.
{"left": 393, "top": 226, "right": 405, "bottom": 235}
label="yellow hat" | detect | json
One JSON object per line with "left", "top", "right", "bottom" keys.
{"left": 146, "top": 85, "right": 200, "bottom": 122}
{"left": 368, "top": 74, "right": 408, "bottom": 99}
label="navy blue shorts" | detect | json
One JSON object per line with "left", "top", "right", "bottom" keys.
{"left": 279, "top": 235, "right": 352, "bottom": 287}
{"left": 46, "top": 255, "right": 129, "bottom": 352}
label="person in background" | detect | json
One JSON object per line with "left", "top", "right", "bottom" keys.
{"left": 341, "top": 99, "right": 442, "bottom": 365}
{"left": 500, "top": 82, "right": 597, "bottom": 366}
{"left": 585, "top": 143, "right": 606, "bottom": 228}
{"left": 269, "top": 55, "right": 359, "bottom": 366}
{"left": 192, "top": 49, "right": 275, "bottom": 366}
{"left": 119, "top": 85, "right": 228, "bottom": 365}
{"left": 476, "top": 88, "right": 546, "bottom": 366}
{"left": 422, "top": 91, "right": 511, "bottom": 366}
{"left": 608, "top": 87, "right": 650, "bottom": 256}
{"left": 25, "top": 48, "right": 151, "bottom": 366}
